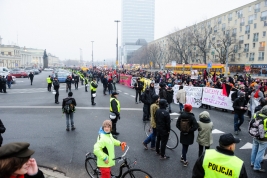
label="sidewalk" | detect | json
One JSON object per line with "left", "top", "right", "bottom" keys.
{"left": 40, "top": 167, "right": 70, "bottom": 178}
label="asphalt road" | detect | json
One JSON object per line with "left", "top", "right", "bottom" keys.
{"left": 0, "top": 71, "right": 266, "bottom": 178}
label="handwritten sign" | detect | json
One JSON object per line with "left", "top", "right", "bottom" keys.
{"left": 173, "top": 85, "right": 202, "bottom": 108}
{"left": 201, "top": 87, "right": 233, "bottom": 110}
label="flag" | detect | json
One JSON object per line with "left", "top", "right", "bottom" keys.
{"left": 222, "top": 83, "right": 231, "bottom": 97}
{"left": 213, "top": 71, "right": 216, "bottom": 83}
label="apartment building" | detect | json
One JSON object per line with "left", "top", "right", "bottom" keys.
{"left": 150, "top": 0, "right": 267, "bottom": 74}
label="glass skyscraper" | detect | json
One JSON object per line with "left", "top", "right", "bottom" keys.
{"left": 121, "top": 0, "right": 155, "bottom": 64}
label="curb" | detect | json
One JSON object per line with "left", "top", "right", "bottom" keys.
{"left": 39, "top": 167, "right": 70, "bottom": 178}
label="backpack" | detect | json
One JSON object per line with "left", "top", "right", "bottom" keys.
{"left": 179, "top": 118, "right": 191, "bottom": 133}
{"left": 248, "top": 114, "right": 266, "bottom": 139}
{"left": 63, "top": 99, "right": 74, "bottom": 113}
{"left": 231, "top": 91, "right": 238, "bottom": 102}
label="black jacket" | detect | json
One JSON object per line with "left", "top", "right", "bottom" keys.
{"left": 110, "top": 96, "right": 120, "bottom": 116}
{"left": 233, "top": 97, "right": 247, "bottom": 115}
{"left": 102, "top": 78, "right": 108, "bottom": 87}
{"left": 159, "top": 88, "right": 167, "bottom": 100}
{"left": 65, "top": 78, "right": 72, "bottom": 85}
{"left": 176, "top": 112, "right": 198, "bottom": 145}
{"left": 24, "top": 169, "right": 45, "bottom": 178}
{"left": 53, "top": 80, "right": 60, "bottom": 90}
{"left": 0, "top": 119, "right": 6, "bottom": 146}
{"left": 166, "top": 89, "right": 174, "bottom": 103}
{"left": 155, "top": 108, "right": 171, "bottom": 135}
{"left": 62, "top": 97, "right": 76, "bottom": 113}
{"left": 192, "top": 146, "right": 248, "bottom": 178}
{"left": 134, "top": 81, "right": 143, "bottom": 91}
{"left": 28, "top": 73, "right": 34, "bottom": 80}
{"left": 141, "top": 91, "right": 152, "bottom": 105}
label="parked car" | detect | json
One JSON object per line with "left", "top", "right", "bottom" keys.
{"left": 44, "top": 68, "right": 53, "bottom": 71}
{"left": 57, "top": 72, "right": 69, "bottom": 83}
{"left": 32, "top": 68, "right": 40, "bottom": 75}
{"left": 11, "top": 76, "right": 16, "bottom": 84}
{"left": 10, "top": 71, "right": 28, "bottom": 78}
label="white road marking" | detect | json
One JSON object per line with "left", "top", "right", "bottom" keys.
{"left": 212, "top": 129, "right": 225, "bottom": 134}
{"left": 0, "top": 106, "right": 143, "bottom": 110}
{"left": 239, "top": 142, "right": 253, "bottom": 149}
{"left": 124, "top": 93, "right": 129, "bottom": 95}
{"left": 131, "top": 95, "right": 135, "bottom": 97}
{"left": 170, "top": 112, "right": 179, "bottom": 116}
{"left": 117, "top": 90, "right": 121, "bottom": 92}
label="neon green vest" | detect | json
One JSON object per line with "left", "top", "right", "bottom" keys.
{"left": 90, "top": 81, "right": 97, "bottom": 91}
{"left": 254, "top": 113, "right": 267, "bottom": 138}
{"left": 203, "top": 149, "right": 243, "bottom": 178}
{"left": 46, "top": 77, "right": 52, "bottom": 84}
{"left": 110, "top": 98, "right": 120, "bottom": 113}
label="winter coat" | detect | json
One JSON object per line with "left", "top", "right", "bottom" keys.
{"left": 233, "top": 97, "right": 247, "bottom": 115}
{"left": 159, "top": 88, "right": 167, "bottom": 100}
{"left": 0, "top": 119, "right": 6, "bottom": 146}
{"left": 197, "top": 117, "right": 213, "bottom": 147}
{"left": 93, "top": 127, "right": 121, "bottom": 168}
{"left": 150, "top": 101, "right": 159, "bottom": 128}
{"left": 166, "top": 89, "right": 174, "bottom": 103}
{"left": 176, "top": 112, "right": 198, "bottom": 145}
{"left": 155, "top": 108, "right": 171, "bottom": 135}
{"left": 176, "top": 89, "right": 186, "bottom": 104}
{"left": 108, "top": 80, "right": 113, "bottom": 90}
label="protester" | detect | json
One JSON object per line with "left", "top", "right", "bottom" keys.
{"left": 166, "top": 84, "right": 174, "bottom": 113}
{"left": 176, "top": 85, "right": 186, "bottom": 113}
{"left": 0, "top": 142, "right": 45, "bottom": 178}
{"left": 155, "top": 99, "right": 171, "bottom": 159}
{"left": 28, "top": 72, "right": 34, "bottom": 85}
{"left": 249, "top": 105, "right": 267, "bottom": 173}
{"left": 232, "top": 92, "right": 247, "bottom": 135}
{"left": 93, "top": 120, "right": 126, "bottom": 178}
{"left": 62, "top": 92, "right": 77, "bottom": 131}
{"left": 0, "top": 119, "right": 5, "bottom": 147}
{"left": 196, "top": 111, "right": 213, "bottom": 157}
{"left": 143, "top": 95, "right": 159, "bottom": 150}
{"left": 176, "top": 104, "right": 198, "bottom": 166}
{"left": 192, "top": 133, "right": 247, "bottom": 178}
{"left": 134, "top": 78, "right": 143, "bottom": 104}
{"left": 53, "top": 77, "right": 60, "bottom": 104}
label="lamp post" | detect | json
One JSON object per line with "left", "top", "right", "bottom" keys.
{"left": 114, "top": 20, "right": 120, "bottom": 69}
{"left": 91, "top": 41, "right": 94, "bottom": 67}
{"left": 104, "top": 59, "right": 105, "bottom": 66}
{"left": 183, "top": 61, "right": 185, "bottom": 74}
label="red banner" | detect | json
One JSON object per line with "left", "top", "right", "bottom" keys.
{"left": 119, "top": 74, "right": 132, "bottom": 88}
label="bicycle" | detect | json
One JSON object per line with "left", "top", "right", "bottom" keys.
{"left": 144, "top": 118, "right": 179, "bottom": 149}
{"left": 85, "top": 145, "right": 153, "bottom": 178}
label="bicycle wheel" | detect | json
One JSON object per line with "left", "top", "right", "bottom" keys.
{"left": 122, "top": 168, "right": 153, "bottom": 178}
{"left": 85, "top": 153, "right": 100, "bottom": 178}
{"left": 144, "top": 122, "right": 152, "bottom": 137}
{"left": 166, "top": 129, "right": 179, "bottom": 149}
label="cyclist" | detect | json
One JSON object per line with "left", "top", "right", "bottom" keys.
{"left": 94, "top": 120, "right": 126, "bottom": 178}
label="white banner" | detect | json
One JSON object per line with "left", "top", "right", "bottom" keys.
{"left": 201, "top": 87, "right": 234, "bottom": 111}
{"left": 191, "top": 70, "right": 199, "bottom": 79}
{"left": 172, "top": 85, "right": 202, "bottom": 108}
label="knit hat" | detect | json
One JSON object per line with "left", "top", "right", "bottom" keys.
{"left": 261, "top": 105, "right": 267, "bottom": 115}
{"left": 199, "top": 111, "right": 210, "bottom": 119}
{"left": 184, "top": 104, "right": 192, "bottom": 112}
{"left": 152, "top": 95, "right": 159, "bottom": 103}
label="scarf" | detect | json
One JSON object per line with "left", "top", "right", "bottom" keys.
{"left": 254, "top": 89, "right": 260, "bottom": 98}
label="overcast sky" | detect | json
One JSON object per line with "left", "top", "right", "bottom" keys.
{"left": 0, "top": 0, "right": 254, "bottom": 63}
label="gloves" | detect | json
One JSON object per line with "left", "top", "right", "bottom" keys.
{"left": 120, "top": 142, "right": 126, "bottom": 151}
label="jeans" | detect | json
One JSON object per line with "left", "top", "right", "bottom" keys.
{"left": 113, "top": 82, "right": 116, "bottom": 91}
{"left": 7, "top": 81, "right": 11, "bottom": 89}
{"left": 182, "top": 144, "right": 189, "bottom": 161}
{"left": 251, "top": 138, "right": 267, "bottom": 170}
{"left": 198, "top": 144, "right": 210, "bottom": 157}
{"left": 65, "top": 112, "right": 74, "bottom": 128}
{"left": 234, "top": 114, "right": 244, "bottom": 131}
{"left": 179, "top": 103, "right": 184, "bottom": 112}
{"left": 144, "top": 128, "right": 157, "bottom": 148}
{"left": 156, "top": 132, "right": 169, "bottom": 157}
{"left": 109, "top": 90, "right": 113, "bottom": 95}
{"left": 55, "top": 89, "right": 59, "bottom": 102}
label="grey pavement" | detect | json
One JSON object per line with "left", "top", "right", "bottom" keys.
{"left": 0, "top": 71, "right": 266, "bottom": 178}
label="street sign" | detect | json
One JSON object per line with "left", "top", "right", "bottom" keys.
{"left": 207, "top": 62, "right": 212, "bottom": 69}
{"left": 171, "top": 61, "right": 176, "bottom": 67}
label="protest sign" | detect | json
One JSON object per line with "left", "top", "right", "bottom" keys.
{"left": 191, "top": 70, "right": 199, "bottom": 79}
{"left": 201, "top": 87, "right": 233, "bottom": 110}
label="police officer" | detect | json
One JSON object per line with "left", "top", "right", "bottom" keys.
{"left": 90, "top": 78, "right": 98, "bottom": 105}
{"left": 80, "top": 74, "right": 84, "bottom": 85}
{"left": 47, "top": 75, "right": 52, "bottom": 92}
{"left": 110, "top": 92, "right": 120, "bottom": 135}
{"left": 192, "top": 133, "right": 248, "bottom": 178}
{"left": 53, "top": 77, "right": 60, "bottom": 104}
{"left": 85, "top": 76, "right": 89, "bottom": 92}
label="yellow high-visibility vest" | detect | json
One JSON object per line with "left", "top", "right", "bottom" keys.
{"left": 110, "top": 98, "right": 120, "bottom": 113}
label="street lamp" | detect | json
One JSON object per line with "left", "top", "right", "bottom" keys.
{"left": 182, "top": 61, "right": 185, "bottom": 74}
{"left": 114, "top": 20, "right": 120, "bottom": 68}
{"left": 91, "top": 41, "right": 94, "bottom": 67}
{"left": 104, "top": 59, "right": 105, "bottom": 66}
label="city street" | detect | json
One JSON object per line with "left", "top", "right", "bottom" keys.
{"left": 0, "top": 71, "right": 266, "bottom": 178}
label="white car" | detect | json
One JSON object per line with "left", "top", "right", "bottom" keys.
{"left": 44, "top": 68, "right": 53, "bottom": 71}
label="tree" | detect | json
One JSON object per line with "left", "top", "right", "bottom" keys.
{"left": 209, "top": 27, "right": 241, "bottom": 64}
{"left": 147, "top": 43, "right": 163, "bottom": 68}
